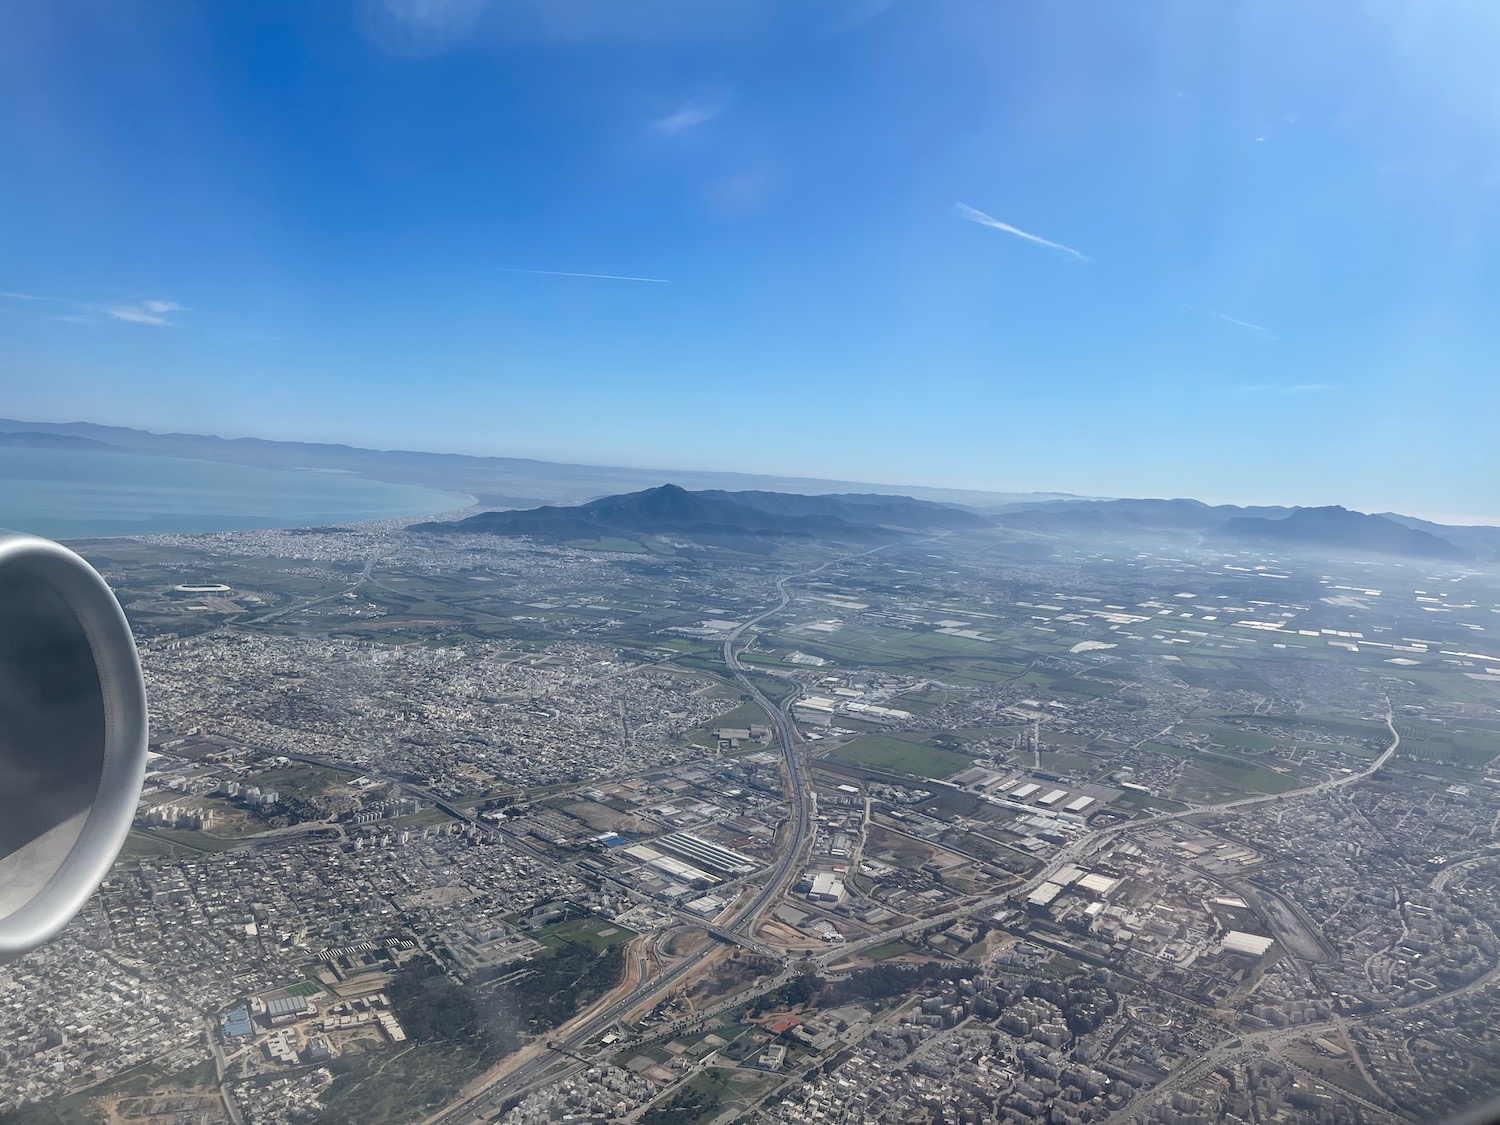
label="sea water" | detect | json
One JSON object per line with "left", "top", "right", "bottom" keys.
{"left": 0, "top": 447, "right": 470, "bottom": 539}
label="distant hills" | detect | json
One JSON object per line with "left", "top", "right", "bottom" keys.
{"left": 414, "top": 484, "right": 986, "bottom": 551}
{"left": 0, "top": 430, "right": 120, "bottom": 452}
{"left": 1378, "top": 512, "right": 1500, "bottom": 560}
{"left": 691, "top": 490, "right": 988, "bottom": 532}
{"left": 1214, "top": 505, "right": 1464, "bottom": 560}
{"left": 0, "top": 417, "right": 1069, "bottom": 512}
{"left": 988, "top": 497, "right": 1297, "bottom": 532}
{"left": 417, "top": 486, "right": 1486, "bottom": 561}
{"left": 989, "top": 497, "right": 1476, "bottom": 560}
{"left": 990, "top": 498, "right": 1470, "bottom": 561}
{"left": 0, "top": 418, "right": 1491, "bottom": 560}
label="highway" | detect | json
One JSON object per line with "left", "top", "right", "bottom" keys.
{"left": 710, "top": 539, "right": 912, "bottom": 934}
{"left": 715, "top": 568, "right": 812, "bottom": 934}
{"left": 433, "top": 562, "right": 1403, "bottom": 1122}
{"left": 429, "top": 549, "right": 884, "bottom": 1123}
{"left": 819, "top": 702, "right": 1403, "bottom": 967}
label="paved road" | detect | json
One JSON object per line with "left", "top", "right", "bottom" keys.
{"left": 240, "top": 552, "right": 378, "bottom": 625}
{"left": 428, "top": 548, "right": 900, "bottom": 1123}
{"left": 821, "top": 702, "right": 1402, "bottom": 967}
{"left": 203, "top": 1015, "right": 245, "bottom": 1125}
{"left": 432, "top": 577, "right": 1403, "bottom": 1122}
{"left": 1098, "top": 1019, "right": 1407, "bottom": 1125}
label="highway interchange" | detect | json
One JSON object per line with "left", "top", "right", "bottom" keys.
{"left": 427, "top": 555, "right": 1405, "bottom": 1124}
{"left": 429, "top": 554, "right": 845, "bottom": 1122}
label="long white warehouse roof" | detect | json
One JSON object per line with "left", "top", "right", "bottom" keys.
{"left": 1222, "top": 930, "right": 1275, "bottom": 956}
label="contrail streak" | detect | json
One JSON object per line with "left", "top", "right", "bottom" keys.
{"left": 955, "top": 202, "right": 1088, "bottom": 261}
{"left": 1206, "top": 309, "right": 1271, "bottom": 334}
{"left": 498, "top": 268, "right": 671, "bottom": 284}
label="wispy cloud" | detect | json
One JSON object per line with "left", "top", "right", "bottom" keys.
{"left": 955, "top": 202, "right": 1088, "bottom": 261}
{"left": 498, "top": 267, "right": 671, "bottom": 284}
{"left": 654, "top": 96, "right": 725, "bottom": 134}
{"left": 1235, "top": 383, "right": 1330, "bottom": 395}
{"left": 1, "top": 291, "right": 186, "bottom": 326}
{"left": 832, "top": 0, "right": 899, "bottom": 32}
{"left": 360, "top": 0, "right": 488, "bottom": 56}
{"left": 104, "top": 299, "right": 186, "bottom": 326}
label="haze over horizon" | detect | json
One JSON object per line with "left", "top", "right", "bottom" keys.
{"left": 3, "top": 1, "right": 1499, "bottom": 522}
{"left": 6, "top": 414, "right": 1498, "bottom": 531}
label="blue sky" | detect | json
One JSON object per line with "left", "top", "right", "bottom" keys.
{"left": 3, "top": 1, "right": 1499, "bottom": 521}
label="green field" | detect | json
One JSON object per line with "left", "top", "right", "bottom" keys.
{"left": 1394, "top": 719, "right": 1498, "bottom": 768}
{"left": 827, "top": 735, "right": 975, "bottom": 779}
{"left": 1038, "top": 751, "right": 1097, "bottom": 775}
{"left": 117, "top": 829, "right": 190, "bottom": 860}
{"left": 1180, "top": 723, "right": 1281, "bottom": 751}
{"left": 253, "top": 763, "right": 360, "bottom": 801}
{"left": 1137, "top": 741, "right": 1193, "bottom": 758}
{"left": 863, "top": 938, "right": 917, "bottom": 961}
{"left": 388, "top": 807, "right": 458, "bottom": 831}
{"left": 1187, "top": 754, "right": 1300, "bottom": 795}
{"left": 706, "top": 701, "right": 772, "bottom": 732}
{"left": 771, "top": 625, "right": 994, "bottom": 669}
{"left": 639, "top": 1066, "right": 782, "bottom": 1125}
{"left": 563, "top": 536, "right": 648, "bottom": 553}
{"left": 1401, "top": 670, "right": 1500, "bottom": 707}
{"left": 740, "top": 670, "right": 798, "bottom": 704}
{"left": 1021, "top": 671, "right": 1118, "bottom": 698}
{"left": 532, "top": 916, "right": 638, "bottom": 953}
{"left": 1114, "top": 790, "right": 1189, "bottom": 815}
{"left": 133, "top": 826, "right": 237, "bottom": 853}
{"left": 938, "top": 662, "right": 1031, "bottom": 686}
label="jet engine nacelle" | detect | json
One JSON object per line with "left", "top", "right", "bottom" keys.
{"left": 0, "top": 531, "right": 147, "bottom": 962}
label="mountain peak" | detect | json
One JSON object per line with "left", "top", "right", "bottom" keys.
{"left": 415, "top": 485, "right": 989, "bottom": 551}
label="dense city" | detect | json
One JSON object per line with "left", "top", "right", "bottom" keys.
{"left": 3, "top": 513, "right": 1500, "bottom": 1125}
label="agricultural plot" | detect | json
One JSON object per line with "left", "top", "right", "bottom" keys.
{"left": 826, "top": 734, "right": 976, "bottom": 779}
{"left": 1020, "top": 671, "right": 1118, "bottom": 698}
{"left": 1400, "top": 669, "right": 1500, "bottom": 708}
{"left": 1137, "top": 741, "right": 1193, "bottom": 758}
{"left": 770, "top": 625, "right": 994, "bottom": 669}
{"left": 1168, "top": 661, "right": 1275, "bottom": 693}
{"left": 562, "top": 536, "right": 648, "bottom": 552}
{"left": 1394, "top": 719, "right": 1499, "bottom": 768}
{"left": 1187, "top": 753, "right": 1302, "bottom": 794}
{"left": 1179, "top": 723, "right": 1282, "bottom": 751}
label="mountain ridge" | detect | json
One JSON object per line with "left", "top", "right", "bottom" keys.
{"left": 413, "top": 484, "right": 984, "bottom": 550}
{"left": 0, "top": 419, "right": 1492, "bottom": 557}
{"left": 1214, "top": 505, "right": 1464, "bottom": 559}
{"left": 0, "top": 431, "right": 121, "bottom": 452}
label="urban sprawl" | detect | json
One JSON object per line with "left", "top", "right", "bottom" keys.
{"left": 4, "top": 515, "right": 1500, "bottom": 1125}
